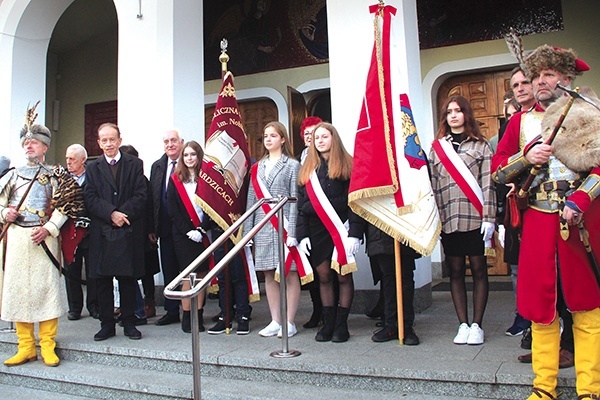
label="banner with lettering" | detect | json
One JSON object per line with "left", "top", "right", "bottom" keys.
{"left": 196, "top": 71, "right": 250, "bottom": 242}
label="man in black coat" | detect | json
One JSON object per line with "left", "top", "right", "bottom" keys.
{"left": 149, "top": 129, "right": 184, "bottom": 325}
{"left": 84, "top": 123, "right": 147, "bottom": 341}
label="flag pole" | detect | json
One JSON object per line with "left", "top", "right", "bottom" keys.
{"left": 219, "top": 38, "right": 229, "bottom": 78}
{"left": 219, "top": 38, "right": 232, "bottom": 334}
{"left": 394, "top": 240, "right": 404, "bottom": 345}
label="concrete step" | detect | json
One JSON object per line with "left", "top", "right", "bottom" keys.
{"left": 0, "top": 355, "right": 495, "bottom": 400}
{"left": 0, "top": 290, "right": 578, "bottom": 400}
{"left": 0, "top": 383, "right": 96, "bottom": 400}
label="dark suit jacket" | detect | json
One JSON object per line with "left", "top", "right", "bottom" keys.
{"left": 84, "top": 152, "right": 147, "bottom": 278}
{"left": 149, "top": 153, "right": 171, "bottom": 237}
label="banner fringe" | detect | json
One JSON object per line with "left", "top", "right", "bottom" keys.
{"left": 349, "top": 201, "right": 440, "bottom": 257}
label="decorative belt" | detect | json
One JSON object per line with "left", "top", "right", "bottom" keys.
{"left": 531, "top": 179, "right": 582, "bottom": 199}
{"left": 13, "top": 219, "right": 43, "bottom": 228}
{"left": 529, "top": 179, "right": 582, "bottom": 213}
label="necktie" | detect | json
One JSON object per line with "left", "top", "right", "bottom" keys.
{"left": 166, "top": 160, "right": 177, "bottom": 190}
{"left": 109, "top": 159, "right": 116, "bottom": 165}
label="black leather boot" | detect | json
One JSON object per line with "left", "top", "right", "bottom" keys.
{"left": 315, "top": 307, "right": 336, "bottom": 342}
{"left": 182, "top": 311, "right": 191, "bottom": 333}
{"left": 332, "top": 307, "right": 350, "bottom": 343}
{"left": 303, "top": 288, "right": 323, "bottom": 329}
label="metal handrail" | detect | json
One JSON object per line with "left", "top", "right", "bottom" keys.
{"left": 164, "top": 195, "right": 298, "bottom": 400}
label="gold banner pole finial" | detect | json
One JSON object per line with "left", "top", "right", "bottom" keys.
{"left": 219, "top": 38, "right": 229, "bottom": 79}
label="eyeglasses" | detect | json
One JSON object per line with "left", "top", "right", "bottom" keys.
{"left": 303, "top": 131, "right": 312, "bottom": 137}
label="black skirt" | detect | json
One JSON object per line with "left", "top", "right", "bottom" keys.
{"left": 441, "top": 229, "right": 484, "bottom": 257}
{"left": 173, "top": 232, "right": 209, "bottom": 273}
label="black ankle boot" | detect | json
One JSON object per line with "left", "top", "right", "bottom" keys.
{"left": 332, "top": 307, "right": 350, "bottom": 343}
{"left": 198, "top": 309, "right": 205, "bottom": 332}
{"left": 303, "top": 303, "right": 323, "bottom": 329}
{"left": 182, "top": 311, "right": 191, "bottom": 333}
{"left": 315, "top": 307, "right": 336, "bottom": 342}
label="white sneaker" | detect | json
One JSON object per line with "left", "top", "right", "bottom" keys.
{"left": 258, "top": 320, "right": 281, "bottom": 337}
{"left": 277, "top": 321, "right": 297, "bottom": 338}
{"left": 453, "top": 323, "right": 471, "bottom": 344}
{"left": 467, "top": 323, "right": 485, "bottom": 345}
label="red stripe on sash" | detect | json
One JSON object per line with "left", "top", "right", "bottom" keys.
{"left": 431, "top": 139, "right": 483, "bottom": 217}
{"left": 305, "top": 174, "right": 350, "bottom": 267}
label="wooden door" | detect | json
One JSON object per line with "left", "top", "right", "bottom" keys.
{"left": 205, "top": 99, "right": 278, "bottom": 162}
{"left": 437, "top": 70, "right": 512, "bottom": 275}
{"left": 85, "top": 100, "right": 117, "bottom": 157}
{"left": 288, "top": 86, "right": 308, "bottom": 158}
{"left": 437, "top": 71, "right": 512, "bottom": 140}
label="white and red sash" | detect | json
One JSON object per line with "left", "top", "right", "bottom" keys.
{"left": 171, "top": 174, "right": 216, "bottom": 279}
{"left": 305, "top": 170, "right": 357, "bottom": 275}
{"left": 432, "top": 138, "right": 484, "bottom": 217}
{"left": 250, "top": 164, "right": 313, "bottom": 284}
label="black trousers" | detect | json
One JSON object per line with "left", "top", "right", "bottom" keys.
{"left": 65, "top": 246, "right": 98, "bottom": 315}
{"left": 159, "top": 234, "right": 180, "bottom": 316}
{"left": 96, "top": 276, "right": 137, "bottom": 327}
{"left": 370, "top": 253, "right": 416, "bottom": 328}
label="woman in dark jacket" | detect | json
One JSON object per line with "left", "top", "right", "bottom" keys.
{"left": 167, "top": 141, "right": 209, "bottom": 333}
{"left": 297, "top": 122, "right": 362, "bottom": 343}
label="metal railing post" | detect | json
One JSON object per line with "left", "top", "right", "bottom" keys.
{"left": 270, "top": 197, "right": 300, "bottom": 358}
{"left": 163, "top": 196, "right": 302, "bottom": 397}
{"left": 189, "top": 273, "right": 201, "bottom": 400}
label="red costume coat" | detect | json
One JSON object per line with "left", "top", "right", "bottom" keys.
{"left": 492, "top": 106, "right": 600, "bottom": 324}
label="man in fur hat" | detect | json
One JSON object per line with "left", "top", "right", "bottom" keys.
{"left": 0, "top": 103, "right": 69, "bottom": 367}
{"left": 492, "top": 45, "right": 600, "bottom": 399}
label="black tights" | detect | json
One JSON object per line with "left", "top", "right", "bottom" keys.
{"left": 447, "top": 255, "right": 488, "bottom": 326}
{"left": 316, "top": 261, "right": 354, "bottom": 309}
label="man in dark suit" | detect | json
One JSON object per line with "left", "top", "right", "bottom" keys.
{"left": 84, "top": 123, "right": 147, "bottom": 341}
{"left": 64, "top": 143, "right": 98, "bottom": 321}
{"left": 149, "top": 129, "right": 184, "bottom": 325}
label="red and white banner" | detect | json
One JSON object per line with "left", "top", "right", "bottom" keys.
{"left": 196, "top": 71, "right": 259, "bottom": 301}
{"left": 197, "top": 71, "right": 250, "bottom": 242}
{"left": 348, "top": 4, "right": 440, "bottom": 256}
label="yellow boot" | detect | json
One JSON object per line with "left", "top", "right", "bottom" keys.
{"left": 4, "top": 322, "right": 37, "bottom": 366}
{"left": 38, "top": 318, "right": 60, "bottom": 367}
{"left": 572, "top": 307, "right": 600, "bottom": 398}
{"left": 527, "top": 315, "right": 561, "bottom": 400}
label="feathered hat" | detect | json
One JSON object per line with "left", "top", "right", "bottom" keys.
{"left": 524, "top": 44, "right": 589, "bottom": 81}
{"left": 20, "top": 101, "right": 52, "bottom": 147}
{"left": 541, "top": 86, "right": 600, "bottom": 172}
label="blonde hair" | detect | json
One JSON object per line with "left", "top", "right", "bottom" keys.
{"left": 298, "top": 122, "right": 353, "bottom": 185}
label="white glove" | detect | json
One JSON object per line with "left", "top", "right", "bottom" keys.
{"left": 497, "top": 224, "right": 505, "bottom": 248}
{"left": 343, "top": 220, "right": 350, "bottom": 231}
{"left": 299, "top": 238, "right": 311, "bottom": 256}
{"left": 345, "top": 237, "right": 360, "bottom": 256}
{"left": 480, "top": 222, "right": 495, "bottom": 242}
{"left": 286, "top": 236, "right": 298, "bottom": 248}
{"left": 186, "top": 230, "right": 203, "bottom": 243}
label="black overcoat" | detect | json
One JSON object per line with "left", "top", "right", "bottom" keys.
{"left": 84, "top": 152, "right": 147, "bottom": 278}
